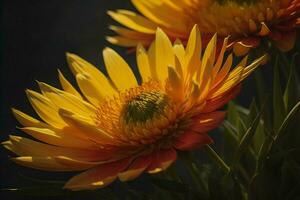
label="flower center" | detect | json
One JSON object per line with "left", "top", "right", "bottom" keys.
{"left": 123, "top": 91, "right": 169, "bottom": 124}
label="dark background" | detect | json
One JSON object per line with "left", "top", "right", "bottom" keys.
{"left": 0, "top": 0, "right": 269, "bottom": 199}
{"left": 0, "top": 0, "right": 138, "bottom": 198}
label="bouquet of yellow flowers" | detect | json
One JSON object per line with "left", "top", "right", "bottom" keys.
{"left": 1, "top": 0, "right": 300, "bottom": 199}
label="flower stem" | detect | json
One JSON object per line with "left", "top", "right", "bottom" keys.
{"left": 203, "top": 145, "right": 230, "bottom": 174}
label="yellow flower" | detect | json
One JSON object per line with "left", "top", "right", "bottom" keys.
{"left": 3, "top": 26, "right": 266, "bottom": 191}
{"left": 108, "top": 0, "right": 300, "bottom": 55}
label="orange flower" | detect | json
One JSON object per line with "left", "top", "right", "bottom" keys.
{"left": 108, "top": 0, "right": 300, "bottom": 55}
{"left": 2, "top": 26, "right": 266, "bottom": 190}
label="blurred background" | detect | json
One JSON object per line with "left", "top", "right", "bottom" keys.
{"left": 0, "top": 0, "right": 266, "bottom": 199}
{"left": 0, "top": 0, "right": 137, "bottom": 198}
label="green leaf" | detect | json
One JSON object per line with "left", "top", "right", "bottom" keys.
{"left": 256, "top": 101, "right": 300, "bottom": 172}
{"left": 276, "top": 100, "right": 300, "bottom": 139}
{"left": 222, "top": 120, "right": 239, "bottom": 142}
{"left": 248, "top": 100, "right": 266, "bottom": 154}
{"left": 247, "top": 100, "right": 259, "bottom": 125}
{"left": 284, "top": 53, "right": 300, "bottom": 112}
{"left": 227, "top": 101, "right": 241, "bottom": 138}
{"left": 221, "top": 120, "right": 239, "bottom": 163}
{"left": 254, "top": 70, "right": 272, "bottom": 130}
{"left": 256, "top": 131, "right": 275, "bottom": 172}
{"left": 273, "top": 56, "right": 286, "bottom": 131}
{"left": 233, "top": 103, "right": 265, "bottom": 166}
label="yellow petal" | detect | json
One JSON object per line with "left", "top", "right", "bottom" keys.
{"left": 12, "top": 108, "right": 47, "bottom": 128}
{"left": 173, "top": 39, "right": 185, "bottom": 67}
{"left": 38, "top": 82, "right": 96, "bottom": 117}
{"left": 64, "top": 159, "right": 131, "bottom": 190}
{"left": 109, "top": 25, "right": 153, "bottom": 39}
{"left": 131, "top": 0, "right": 187, "bottom": 33}
{"left": 185, "top": 25, "right": 202, "bottom": 76}
{"left": 147, "top": 41, "right": 157, "bottom": 78}
{"left": 58, "top": 69, "right": 82, "bottom": 99}
{"left": 118, "top": 155, "right": 152, "bottom": 182}
{"left": 103, "top": 48, "right": 138, "bottom": 90}
{"left": 75, "top": 73, "right": 106, "bottom": 106}
{"left": 155, "top": 28, "right": 174, "bottom": 82}
{"left": 54, "top": 156, "right": 97, "bottom": 169}
{"left": 26, "top": 90, "right": 65, "bottom": 128}
{"left": 58, "top": 109, "right": 114, "bottom": 144}
{"left": 198, "top": 34, "right": 217, "bottom": 95}
{"left": 21, "top": 126, "right": 95, "bottom": 149}
{"left": 136, "top": 44, "right": 151, "bottom": 82}
{"left": 241, "top": 55, "right": 268, "bottom": 80}
{"left": 7, "top": 135, "right": 103, "bottom": 161}
{"left": 168, "top": 66, "right": 182, "bottom": 90}
{"left": 212, "top": 37, "right": 229, "bottom": 77}
{"left": 106, "top": 36, "right": 141, "bottom": 47}
{"left": 210, "top": 66, "right": 244, "bottom": 98}
{"left": 212, "top": 54, "right": 233, "bottom": 88}
{"left": 12, "top": 156, "right": 91, "bottom": 172}
{"left": 66, "top": 53, "right": 116, "bottom": 98}
{"left": 2, "top": 140, "right": 15, "bottom": 153}
{"left": 107, "top": 10, "right": 156, "bottom": 34}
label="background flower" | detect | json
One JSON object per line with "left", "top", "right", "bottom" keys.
{"left": 2, "top": 26, "right": 266, "bottom": 191}
{"left": 108, "top": 0, "right": 300, "bottom": 55}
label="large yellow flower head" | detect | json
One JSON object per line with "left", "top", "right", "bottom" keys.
{"left": 108, "top": 0, "right": 300, "bottom": 55}
{"left": 3, "top": 26, "right": 266, "bottom": 191}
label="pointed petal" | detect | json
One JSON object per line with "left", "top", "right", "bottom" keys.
{"left": 38, "top": 82, "right": 96, "bottom": 117}
{"left": 58, "top": 109, "right": 114, "bottom": 144}
{"left": 12, "top": 108, "right": 47, "bottom": 128}
{"left": 7, "top": 135, "right": 110, "bottom": 161}
{"left": 174, "top": 132, "right": 213, "bottom": 150}
{"left": 64, "top": 158, "right": 131, "bottom": 190}
{"left": 212, "top": 37, "right": 229, "bottom": 77}
{"left": 189, "top": 111, "right": 226, "bottom": 132}
{"left": 20, "top": 127, "right": 95, "bottom": 149}
{"left": 26, "top": 90, "right": 65, "bottom": 128}
{"left": 173, "top": 39, "right": 185, "bottom": 66}
{"left": 211, "top": 54, "right": 233, "bottom": 88}
{"left": 198, "top": 34, "right": 217, "bottom": 90}
{"left": 155, "top": 28, "right": 175, "bottom": 82}
{"left": 106, "top": 36, "right": 141, "bottom": 47}
{"left": 241, "top": 55, "right": 268, "bottom": 80}
{"left": 147, "top": 148, "right": 177, "bottom": 174}
{"left": 209, "top": 66, "right": 244, "bottom": 98}
{"left": 54, "top": 156, "right": 98, "bottom": 169}
{"left": 118, "top": 154, "right": 152, "bottom": 181}
{"left": 185, "top": 25, "right": 202, "bottom": 76}
{"left": 107, "top": 10, "right": 156, "bottom": 34}
{"left": 131, "top": 0, "right": 187, "bottom": 33}
{"left": 103, "top": 48, "right": 138, "bottom": 90}
{"left": 147, "top": 41, "right": 157, "bottom": 78}
{"left": 203, "top": 85, "right": 241, "bottom": 113}
{"left": 75, "top": 73, "right": 107, "bottom": 106}
{"left": 167, "top": 66, "right": 184, "bottom": 102}
{"left": 66, "top": 53, "right": 116, "bottom": 98}
{"left": 58, "top": 70, "right": 82, "bottom": 98}
{"left": 137, "top": 44, "right": 151, "bottom": 82}
{"left": 11, "top": 156, "right": 90, "bottom": 172}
